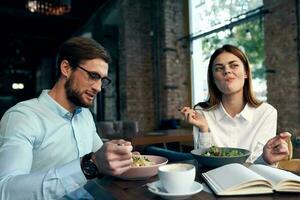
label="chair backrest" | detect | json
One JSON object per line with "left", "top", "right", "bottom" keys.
{"left": 96, "top": 121, "right": 139, "bottom": 140}
{"left": 123, "top": 121, "right": 139, "bottom": 139}
{"left": 159, "top": 119, "right": 180, "bottom": 130}
{"left": 113, "top": 121, "right": 123, "bottom": 136}
{"left": 97, "top": 121, "right": 115, "bottom": 138}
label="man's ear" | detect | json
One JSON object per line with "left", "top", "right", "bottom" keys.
{"left": 60, "top": 60, "right": 72, "bottom": 78}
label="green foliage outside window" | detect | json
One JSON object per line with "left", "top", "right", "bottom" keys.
{"left": 201, "top": 19, "right": 265, "bottom": 80}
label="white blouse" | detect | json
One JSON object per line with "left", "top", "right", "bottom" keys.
{"left": 194, "top": 102, "right": 277, "bottom": 163}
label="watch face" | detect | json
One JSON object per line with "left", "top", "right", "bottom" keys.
{"left": 84, "top": 161, "right": 98, "bottom": 175}
{"left": 82, "top": 153, "right": 99, "bottom": 179}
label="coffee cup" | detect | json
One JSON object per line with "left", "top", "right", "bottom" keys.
{"left": 158, "top": 163, "right": 195, "bottom": 194}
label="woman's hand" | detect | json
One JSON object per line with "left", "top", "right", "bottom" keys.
{"left": 262, "top": 132, "right": 291, "bottom": 165}
{"left": 179, "top": 106, "right": 209, "bottom": 132}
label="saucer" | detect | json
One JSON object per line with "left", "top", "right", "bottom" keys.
{"left": 147, "top": 180, "right": 203, "bottom": 200}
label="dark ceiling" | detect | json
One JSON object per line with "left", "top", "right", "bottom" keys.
{"left": 0, "top": 0, "right": 109, "bottom": 103}
{"left": 0, "top": 0, "right": 109, "bottom": 56}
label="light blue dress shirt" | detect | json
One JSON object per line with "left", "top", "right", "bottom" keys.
{"left": 0, "top": 90, "right": 103, "bottom": 199}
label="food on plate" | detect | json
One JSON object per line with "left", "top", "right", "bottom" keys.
{"left": 202, "top": 146, "right": 243, "bottom": 157}
{"left": 132, "top": 155, "right": 155, "bottom": 167}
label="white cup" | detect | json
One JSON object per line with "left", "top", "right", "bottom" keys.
{"left": 158, "top": 163, "right": 195, "bottom": 194}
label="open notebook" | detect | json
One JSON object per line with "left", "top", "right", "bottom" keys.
{"left": 202, "top": 163, "right": 300, "bottom": 196}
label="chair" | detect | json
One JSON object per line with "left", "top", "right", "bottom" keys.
{"left": 143, "top": 146, "right": 193, "bottom": 162}
{"left": 96, "top": 121, "right": 139, "bottom": 140}
{"left": 123, "top": 121, "right": 139, "bottom": 139}
{"left": 97, "top": 121, "right": 119, "bottom": 139}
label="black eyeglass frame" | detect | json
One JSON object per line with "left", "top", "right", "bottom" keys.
{"left": 76, "top": 65, "right": 111, "bottom": 88}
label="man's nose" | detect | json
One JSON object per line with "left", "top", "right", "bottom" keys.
{"left": 92, "top": 80, "right": 102, "bottom": 93}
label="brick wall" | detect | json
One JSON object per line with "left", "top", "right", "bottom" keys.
{"left": 119, "top": 0, "right": 155, "bottom": 131}
{"left": 93, "top": 0, "right": 300, "bottom": 135}
{"left": 119, "top": 0, "right": 190, "bottom": 131}
{"left": 264, "top": 0, "right": 300, "bottom": 134}
{"left": 160, "top": 0, "right": 190, "bottom": 120}
{"left": 91, "top": 0, "right": 190, "bottom": 132}
{"left": 118, "top": 0, "right": 300, "bottom": 133}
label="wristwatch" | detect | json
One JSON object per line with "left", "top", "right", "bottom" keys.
{"left": 81, "top": 152, "right": 99, "bottom": 179}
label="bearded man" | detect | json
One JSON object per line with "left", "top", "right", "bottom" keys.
{"left": 0, "top": 37, "right": 133, "bottom": 199}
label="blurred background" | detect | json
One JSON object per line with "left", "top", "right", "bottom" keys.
{"left": 0, "top": 0, "right": 299, "bottom": 144}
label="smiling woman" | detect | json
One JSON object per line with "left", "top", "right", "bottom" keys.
{"left": 212, "top": 52, "right": 248, "bottom": 96}
{"left": 180, "top": 44, "right": 290, "bottom": 165}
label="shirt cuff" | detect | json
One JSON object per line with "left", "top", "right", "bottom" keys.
{"left": 254, "top": 155, "right": 268, "bottom": 165}
{"left": 56, "top": 159, "right": 87, "bottom": 193}
{"left": 254, "top": 155, "right": 279, "bottom": 167}
{"left": 197, "top": 130, "right": 211, "bottom": 148}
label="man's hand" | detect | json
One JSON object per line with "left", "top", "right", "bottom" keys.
{"left": 263, "top": 132, "right": 291, "bottom": 165}
{"left": 94, "top": 139, "right": 133, "bottom": 176}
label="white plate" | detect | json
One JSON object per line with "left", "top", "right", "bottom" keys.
{"left": 147, "top": 180, "right": 203, "bottom": 200}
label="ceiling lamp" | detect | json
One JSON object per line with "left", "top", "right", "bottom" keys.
{"left": 26, "top": 0, "right": 71, "bottom": 16}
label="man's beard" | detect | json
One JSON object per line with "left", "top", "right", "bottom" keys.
{"left": 65, "top": 76, "right": 94, "bottom": 108}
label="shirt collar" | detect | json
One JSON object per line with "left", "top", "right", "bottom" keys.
{"left": 214, "top": 102, "right": 254, "bottom": 122}
{"left": 38, "top": 89, "right": 82, "bottom": 119}
{"left": 214, "top": 103, "right": 227, "bottom": 121}
{"left": 239, "top": 104, "right": 254, "bottom": 122}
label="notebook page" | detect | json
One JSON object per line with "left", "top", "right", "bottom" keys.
{"left": 249, "top": 164, "right": 300, "bottom": 188}
{"left": 203, "top": 163, "right": 268, "bottom": 192}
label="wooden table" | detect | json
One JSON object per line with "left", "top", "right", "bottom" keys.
{"left": 85, "top": 160, "right": 300, "bottom": 200}
{"left": 131, "top": 129, "right": 193, "bottom": 147}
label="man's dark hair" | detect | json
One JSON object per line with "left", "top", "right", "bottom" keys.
{"left": 55, "top": 37, "right": 111, "bottom": 79}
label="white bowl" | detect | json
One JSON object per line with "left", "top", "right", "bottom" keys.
{"left": 117, "top": 155, "right": 168, "bottom": 180}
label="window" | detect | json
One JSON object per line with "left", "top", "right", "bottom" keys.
{"left": 189, "top": 0, "right": 266, "bottom": 104}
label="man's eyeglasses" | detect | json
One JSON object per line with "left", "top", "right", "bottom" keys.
{"left": 77, "top": 65, "right": 111, "bottom": 88}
